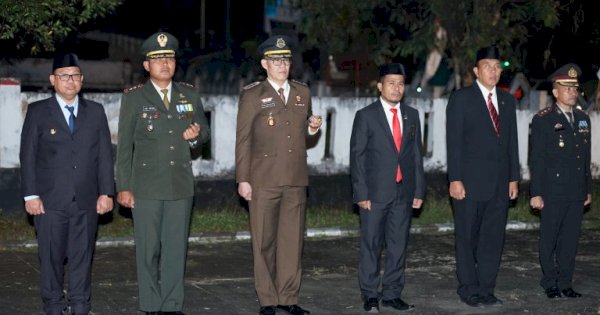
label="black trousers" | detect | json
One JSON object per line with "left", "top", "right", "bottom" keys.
{"left": 539, "top": 199, "right": 584, "bottom": 290}
{"left": 34, "top": 202, "right": 98, "bottom": 315}
{"left": 358, "top": 184, "right": 412, "bottom": 300}
{"left": 452, "top": 197, "right": 508, "bottom": 299}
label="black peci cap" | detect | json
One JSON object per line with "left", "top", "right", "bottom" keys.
{"left": 475, "top": 46, "right": 500, "bottom": 63}
{"left": 52, "top": 53, "right": 80, "bottom": 72}
{"left": 549, "top": 63, "right": 581, "bottom": 87}
{"left": 258, "top": 35, "right": 292, "bottom": 59}
{"left": 379, "top": 63, "right": 406, "bottom": 80}
{"left": 140, "top": 32, "right": 179, "bottom": 59}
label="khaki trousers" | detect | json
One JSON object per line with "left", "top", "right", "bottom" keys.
{"left": 249, "top": 186, "right": 307, "bottom": 306}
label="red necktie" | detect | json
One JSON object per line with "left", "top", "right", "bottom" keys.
{"left": 487, "top": 92, "right": 500, "bottom": 135}
{"left": 390, "top": 108, "right": 403, "bottom": 182}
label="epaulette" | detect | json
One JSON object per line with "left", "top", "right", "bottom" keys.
{"left": 177, "top": 81, "right": 195, "bottom": 88}
{"left": 536, "top": 106, "right": 553, "bottom": 117}
{"left": 243, "top": 81, "right": 260, "bottom": 90}
{"left": 291, "top": 79, "right": 307, "bottom": 86}
{"left": 123, "top": 83, "right": 144, "bottom": 93}
{"left": 575, "top": 106, "right": 588, "bottom": 115}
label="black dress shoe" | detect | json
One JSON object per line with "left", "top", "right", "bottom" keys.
{"left": 145, "top": 312, "right": 160, "bottom": 315}
{"left": 481, "top": 294, "right": 503, "bottom": 306}
{"left": 381, "top": 298, "right": 414, "bottom": 311}
{"left": 277, "top": 304, "right": 310, "bottom": 315}
{"left": 363, "top": 297, "right": 379, "bottom": 313}
{"left": 259, "top": 306, "right": 277, "bottom": 315}
{"left": 163, "top": 312, "right": 185, "bottom": 315}
{"left": 545, "top": 286, "right": 561, "bottom": 299}
{"left": 461, "top": 294, "right": 483, "bottom": 307}
{"left": 562, "top": 288, "right": 582, "bottom": 298}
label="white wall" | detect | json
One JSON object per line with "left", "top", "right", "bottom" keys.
{"left": 2, "top": 82, "right": 600, "bottom": 181}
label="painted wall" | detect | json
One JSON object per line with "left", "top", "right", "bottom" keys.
{"left": 2, "top": 81, "right": 600, "bottom": 181}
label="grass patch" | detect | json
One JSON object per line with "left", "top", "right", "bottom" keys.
{"left": 1, "top": 183, "right": 599, "bottom": 242}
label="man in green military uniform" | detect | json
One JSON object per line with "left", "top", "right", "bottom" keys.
{"left": 529, "top": 63, "right": 592, "bottom": 300}
{"left": 116, "top": 31, "right": 210, "bottom": 315}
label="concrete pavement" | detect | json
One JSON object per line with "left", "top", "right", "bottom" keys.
{"left": 1, "top": 227, "right": 599, "bottom": 314}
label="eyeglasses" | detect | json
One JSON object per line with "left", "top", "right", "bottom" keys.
{"left": 267, "top": 58, "right": 291, "bottom": 66}
{"left": 54, "top": 73, "right": 83, "bottom": 82}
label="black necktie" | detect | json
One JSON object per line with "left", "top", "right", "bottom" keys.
{"left": 65, "top": 105, "right": 75, "bottom": 133}
{"left": 566, "top": 112, "right": 574, "bottom": 128}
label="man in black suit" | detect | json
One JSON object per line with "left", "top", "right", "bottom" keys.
{"left": 350, "top": 63, "right": 426, "bottom": 313}
{"left": 446, "top": 46, "right": 520, "bottom": 307}
{"left": 20, "top": 53, "right": 114, "bottom": 315}
{"left": 529, "top": 63, "right": 591, "bottom": 299}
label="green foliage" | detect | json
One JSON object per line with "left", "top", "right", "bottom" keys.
{"left": 0, "top": 0, "right": 121, "bottom": 55}
{"left": 294, "top": 0, "right": 581, "bottom": 85}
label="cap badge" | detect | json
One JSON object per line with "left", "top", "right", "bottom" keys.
{"left": 157, "top": 34, "right": 168, "bottom": 48}
{"left": 276, "top": 38, "right": 286, "bottom": 48}
{"left": 568, "top": 67, "right": 577, "bottom": 78}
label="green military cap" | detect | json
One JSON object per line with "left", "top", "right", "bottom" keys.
{"left": 549, "top": 63, "right": 581, "bottom": 87}
{"left": 258, "top": 35, "right": 292, "bottom": 59}
{"left": 140, "top": 31, "right": 179, "bottom": 59}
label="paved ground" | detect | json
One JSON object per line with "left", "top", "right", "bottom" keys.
{"left": 1, "top": 227, "right": 599, "bottom": 315}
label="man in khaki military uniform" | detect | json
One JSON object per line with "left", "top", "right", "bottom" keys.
{"left": 235, "top": 35, "right": 322, "bottom": 315}
{"left": 116, "top": 31, "right": 210, "bottom": 315}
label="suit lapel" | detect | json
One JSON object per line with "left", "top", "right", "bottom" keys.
{"left": 375, "top": 101, "right": 399, "bottom": 153}
{"left": 74, "top": 99, "right": 87, "bottom": 134}
{"left": 142, "top": 81, "right": 168, "bottom": 112}
{"left": 48, "top": 97, "right": 71, "bottom": 133}
{"left": 399, "top": 103, "right": 411, "bottom": 155}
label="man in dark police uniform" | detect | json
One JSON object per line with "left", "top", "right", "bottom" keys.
{"left": 116, "top": 31, "right": 210, "bottom": 315}
{"left": 529, "top": 63, "right": 592, "bottom": 299}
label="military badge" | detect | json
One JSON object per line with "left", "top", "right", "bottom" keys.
{"left": 261, "top": 97, "right": 276, "bottom": 109}
{"left": 268, "top": 112, "right": 275, "bottom": 126}
{"left": 295, "top": 95, "right": 305, "bottom": 106}
{"left": 276, "top": 37, "right": 286, "bottom": 48}
{"left": 553, "top": 123, "right": 563, "bottom": 131}
{"left": 577, "top": 120, "right": 590, "bottom": 133}
{"left": 558, "top": 135, "right": 564, "bottom": 148}
{"left": 176, "top": 103, "right": 195, "bottom": 119}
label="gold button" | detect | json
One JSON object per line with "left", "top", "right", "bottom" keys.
{"left": 168, "top": 130, "right": 173, "bottom": 134}
{"left": 287, "top": 135, "right": 291, "bottom": 139}
{"left": 285, "top": 121, "right": 290, "bottom": 125}
{"left": 169, "top": 161, "right": 175, "bottom": 166}
{"left": 167, "top": 114, "right": 172, "bottom": 119}
{"left": 170, "top": 145, "right": 175, "bottom": 150}
{"left": 288, "top": 149, "right": 292, "bottom": 153}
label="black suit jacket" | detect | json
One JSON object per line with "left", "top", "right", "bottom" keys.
{"left": 20, "top": 95, "right": 114, "bottom": 210}
{"left": 446, "top": 83, "right": 520, "bottom": 201}
{"left": 350, "top": 100, "right": 426, "bottom": 204}
{"left": 529, "top": 105, "right": 591, "bottom": 201}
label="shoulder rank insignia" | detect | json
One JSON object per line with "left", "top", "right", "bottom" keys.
{"left": 243, "top": 81, "right": 260, "bottom": 90}
{"left": 123, "top": 83, "right": 144, "bottom": 93}
{"left": 177, "top": 81, "right": 195, "bottom": 88}
{"left": 291, "top": 79, "right": 307, "bottom": 86}
{"left": 574, "top": 107, "right": 588, "bottom": 116}
{"left": 536, "top": 106, "right": 553, "bottom": 117}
